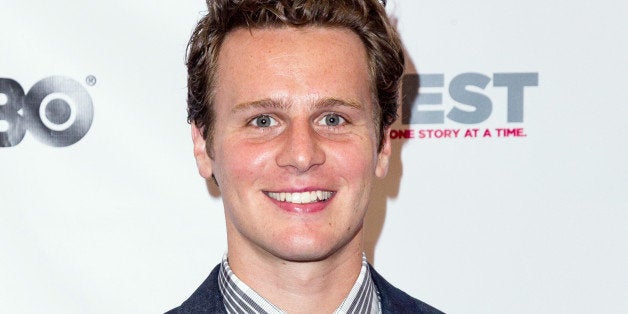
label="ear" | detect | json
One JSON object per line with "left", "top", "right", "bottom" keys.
{"left": 191, "top": 123, "right": 213, "bottom": 179}
{"left": 375, "top": 127, "right": 392, "bottom": 178}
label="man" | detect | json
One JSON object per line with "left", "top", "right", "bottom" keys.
{"left": 168, "top": 0, "right": 442, "bottom": 313}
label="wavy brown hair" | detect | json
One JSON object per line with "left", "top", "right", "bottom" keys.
{"left": 186, "top": 0, "right": 404, "bottom": 152}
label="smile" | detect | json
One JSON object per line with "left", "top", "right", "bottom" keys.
{"left": 266, "top": 191, "right": 333, "bottom": 204}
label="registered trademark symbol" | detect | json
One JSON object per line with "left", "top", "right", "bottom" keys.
{"left": 85, "top": 75, "right": 97, "bottom": 86}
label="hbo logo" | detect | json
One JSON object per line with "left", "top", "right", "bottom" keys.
{"left": 0, "top": 76, "right": 94, "bottom": 147}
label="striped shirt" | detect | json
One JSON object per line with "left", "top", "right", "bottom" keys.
{"left": 217, "top": 253, "right": 381, "bottom": 313}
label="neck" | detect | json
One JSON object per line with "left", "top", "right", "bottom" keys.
{"left": 227, "top": 231, "right": 364, "bottom": 313}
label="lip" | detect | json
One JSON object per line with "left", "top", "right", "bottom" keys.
{"left": 264, "top": 189, "right": 335, "bottom": 214}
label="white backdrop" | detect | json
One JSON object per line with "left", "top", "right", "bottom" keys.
{"left": 1, "top": 1, "right": 627, "bottom": 313}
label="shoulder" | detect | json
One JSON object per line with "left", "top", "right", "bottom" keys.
{"left": 165, "top": 264, "right": 226, "bottom": 314}
{"left": 369, "top": 265, "right": 444, "bottom": 314}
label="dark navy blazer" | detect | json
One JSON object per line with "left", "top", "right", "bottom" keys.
{"left": 166, "top": 264, "right": 443, "bottom": 313}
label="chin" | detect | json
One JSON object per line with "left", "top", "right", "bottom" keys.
{"left": 267, "top": 229, "right": 361, "bottom": 263}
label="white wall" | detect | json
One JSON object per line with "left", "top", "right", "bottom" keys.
{"left": 1, "top": 0, "right": 626, "bottom": 313}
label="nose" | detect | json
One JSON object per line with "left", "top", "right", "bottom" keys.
{"left": 276, "top": 120, "right": 325, "bottom": 173}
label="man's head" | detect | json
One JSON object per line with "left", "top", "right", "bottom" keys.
{"left": 188, "top": 0, "right": 405, "bottom": 264}
{"left": 187, "top": 0, "right": 404, "bottom": 155}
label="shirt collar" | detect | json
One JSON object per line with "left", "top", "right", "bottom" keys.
{"left": 218, "top": 253, "right": 381, "bottom": 314}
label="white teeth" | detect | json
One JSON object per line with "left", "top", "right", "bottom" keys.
{"left": 267, "top": 191, "right": 333, "bottom": 204}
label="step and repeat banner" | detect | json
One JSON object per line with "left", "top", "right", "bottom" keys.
{"left": 2, "top": 1, "right": 626, "bottom": 313}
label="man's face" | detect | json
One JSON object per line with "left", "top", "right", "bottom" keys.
{"left": 192, "top": 26, "right": 391, "bottom": 262}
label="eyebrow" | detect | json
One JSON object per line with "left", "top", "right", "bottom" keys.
{"left": 231, "top": 97, "right": 364, "bottom": 113}
{"left": 316, "top": 98, "right": 364, "bottom": 111}
{"left": 231, "top": 99, "right": 288, "bottom": 113}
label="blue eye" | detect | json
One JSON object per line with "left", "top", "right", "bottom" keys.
{"left": 320, "top": 113, "right": 345, "bottom": 126}
{"left": 251, "top": 115, "right": 277, "bottom": 127}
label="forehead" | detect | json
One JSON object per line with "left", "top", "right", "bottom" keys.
{"left": 218, "top": 25, "right": 367, "bottom": 66}
{"left": 213, "top": 26, "right": 372, "bottom": 108}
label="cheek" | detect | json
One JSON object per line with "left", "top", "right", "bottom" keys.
{"left": 213, "top": 139, "right": 276, "bottom": 185}
{"left": 327, "top": 142, "right": 376, "bottom": 180}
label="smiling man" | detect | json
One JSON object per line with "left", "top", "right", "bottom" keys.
{"left": 168, "top": 0, "right": 441, "bottom": 313}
